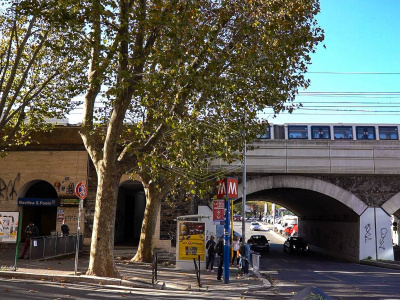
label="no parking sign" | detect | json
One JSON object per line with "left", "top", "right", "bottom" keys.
{"left": 75, "top": 181, "right": 88, "bottom": 199}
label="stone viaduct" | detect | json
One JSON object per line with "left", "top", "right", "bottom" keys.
{"left": 1, "top": 127, "right": 400, "bottom": 262}
{"left": 212, "top": 139, "right": 400, "bottom": 261}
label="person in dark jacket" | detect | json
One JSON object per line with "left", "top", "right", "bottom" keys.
{"left": 18, "top": 221, "right": 39, "bottom": 259}
{"left": 215, "top": 237, "right": 224, "bottom": 281}
{"left": 61, "top": 219, "right": 70, "bottom": 236}
{"left": 205, "top": 236, "right": 216, "bottom": 271}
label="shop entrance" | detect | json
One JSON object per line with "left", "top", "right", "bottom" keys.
{"left": 20, "top": 180, "right": 58, "bottom": 238}
{"left": 114, "top": 180, "right": 146, "bottom": 246}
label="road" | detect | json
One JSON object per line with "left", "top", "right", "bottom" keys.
{"left": 0, "top": 277, "right": 262, "bottom": 300}
{"left": 234, "top": 220, "right": 400, "bottom": 299}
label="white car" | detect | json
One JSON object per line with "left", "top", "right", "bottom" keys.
{"left": 250, "top": 222, "right": 261, "bottom": 231}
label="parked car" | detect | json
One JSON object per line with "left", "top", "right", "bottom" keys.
{"left": 283, "top": 237, "right": 310, "bottom": 254}
{"left": 247, "top": 216, "right": 257, "bottom": 221}
{"left": 248, "top": 234, "right": 270, "bottom": 253}
{"left": 250, "top": 222, "right": 261, "bottom": 231}
{"left": 233, "top": 215, "right": 242, "bottom": 221}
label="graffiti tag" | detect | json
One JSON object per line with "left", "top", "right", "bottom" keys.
{"left": 0, "top": 174, "right": 21, "bottom": 201}
{"left": 364, "top": 223, "right": 372, "bottom": 243}
{"left": 379, "top": 228, "right": 388, "bottom": 250}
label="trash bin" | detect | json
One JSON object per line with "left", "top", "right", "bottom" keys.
{"left": 252, "top": 252, "right": 260, "bottom": 271}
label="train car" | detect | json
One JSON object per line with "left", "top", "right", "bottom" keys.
{"left": 257, "top": 124, "right": 400, "bottom": 141}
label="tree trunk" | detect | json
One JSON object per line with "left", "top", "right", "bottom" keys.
{"left": 86, "top": 166, "right": 122, "bottom": 277}
{"left": 131, "top": 181, "right": 163, "bottom": 263}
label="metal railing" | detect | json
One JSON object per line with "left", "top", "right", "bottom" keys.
{"left": 29, "top": 234, "right": 83, "bottom": 260}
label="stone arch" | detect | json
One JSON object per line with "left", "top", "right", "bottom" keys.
{"left": 381, "top": 193, "right": 400, "bottom": 216}
{"left": 238, "top": 175, "right": 367, "bottom": 216}
{"left": 114, "top": 178, "right": 146, "bottom": 245}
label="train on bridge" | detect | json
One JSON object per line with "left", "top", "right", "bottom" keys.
{"left": 260, "top": 123, "right": 399, "bottom": 141}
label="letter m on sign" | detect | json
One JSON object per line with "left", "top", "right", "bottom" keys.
{"left": 227, "top": 177, "right": 238, "bottom": 199}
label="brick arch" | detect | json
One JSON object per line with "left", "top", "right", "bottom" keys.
{"left": 238, "top": 175, "right": 367, "bottom": 216}
{"left": 382, "top": 193, "right": 400, "bottom": 215}
{"left": 17, "top": 174, "right": 60, "bottom": 198}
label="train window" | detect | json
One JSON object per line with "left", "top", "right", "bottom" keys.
{"left": 257, "top": 126, "right": 271, "bottom": 139}
{"left": 356, "top": 126, "right": 376, "bottom": 140}
{"left": 311, "top": 126, "right": 330, "bottom": 139}
{"left": 288, "top": 125, "right": 308, "bottom": 139}
{"left": 334, "top": 126, "right": 353, "bottom": 139}
{"left": 379, "top": 126, "right": 398, "bottom": 140}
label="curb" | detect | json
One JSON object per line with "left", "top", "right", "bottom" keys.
{"left": 0, "top": 271, "right": 153, "bottom": 289}
{"left": 360, "top": 260, "right": 400, "bottom": 271}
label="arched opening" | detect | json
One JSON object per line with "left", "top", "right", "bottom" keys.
{"left": 235, "top": 175, "right": 365, "bottom": 261}
{"left": 114, "top": 180, "right": 146, "bottom": 246}
{"left": 19, "top": 180, "right": 58, "bottom": 238}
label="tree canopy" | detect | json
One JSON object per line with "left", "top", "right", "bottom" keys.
{"left": 15, "top": 0, "right": 324, "bottom": 277}
{"left": 0, "top": 1, "right": 87, "bottom": 153}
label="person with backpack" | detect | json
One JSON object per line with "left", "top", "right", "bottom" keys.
{"left": 18, "top": 221, "right": 39, "bottom": 259}
{"left": 61, "top": 219, "right": 70, "bottom": 236}
{"left": 215, "top": 237, "right": 224, "bottom": 281}
{"left": 205, "top": 236, "right": 216, "bottom": 271}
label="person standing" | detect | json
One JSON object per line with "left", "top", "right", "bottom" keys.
{"left": 205, "top": 236, "right": 216, "bottom": 271}
{"left": 215, "top": 237, "right": 224, "bottom": 281}
{"left": 243, "top": 239, "right": 252, "bottom": 276}
{"left": 19, "top": 221, "right": 39, "bottom": 259}
{"left": 231, "top": 235, "right": 240, "bottom": 266}
{"left": 61, "top": 219, "right": 70, "bottom": 236}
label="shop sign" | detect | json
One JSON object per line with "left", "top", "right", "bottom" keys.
{"left": 18, "top": 198, "right": 57, "bottom": 206}
{"left": 57, "top": 209, "right": 65, "bottom": 222}
{"left": 177, "top": 221, "right": 205, "bottom": 261}
{"left": 60, "top": 198, "right": 80, "bottom": 207}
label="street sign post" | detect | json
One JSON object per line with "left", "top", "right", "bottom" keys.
{"left": 216, "top": 177, "right": 238, "bottom": 284}
{"left": 212, "top": 200, "right": 225, "bottom": 223}
{"left": 74, "top": 181, "right": 87, "bottom": 275}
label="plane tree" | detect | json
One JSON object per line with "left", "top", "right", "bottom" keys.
{"left": 18, "top": 0, "right": 323, "bottom": 277}
{"left": 0, "top": 1, "right": 86, "bottom": 153}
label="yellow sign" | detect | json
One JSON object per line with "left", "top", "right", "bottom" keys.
{"left": 177, "top": 221, "right": 205, "bottom": 261}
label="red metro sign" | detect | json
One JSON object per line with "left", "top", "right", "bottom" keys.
{"left": 217, "top": 177, "right": 238, "bottom": 199}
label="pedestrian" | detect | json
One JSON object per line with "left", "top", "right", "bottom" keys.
{"left": 61, "top": 219, "right": 70, "bottom": 236}
{"left": 18, "top": 221, "right": 39, "bottom": 259}
{"left": 205, "top": 236, "right": 216, "bottom": 272}
{"left": 215, "top": 237, "right": 224, "bottom": 281}
{"left": 231, "top": 235, "right": 240, "bottom": 266}
{"left": 243, "top": 239, "right": 252, "bottom": 276}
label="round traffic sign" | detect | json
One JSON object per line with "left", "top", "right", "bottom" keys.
{"left": 75, "top": 181, "right": 88, "bottom": 199}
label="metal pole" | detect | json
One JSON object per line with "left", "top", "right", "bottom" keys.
{"left": 223, "top": 197, "right": 230, "bottom": 283}
{"left": 14, "top": 212, "right": 22, "bottom": 270}
{"left": 242, "top": 134, "right": 247, "bottom": 244}
{"left": 74, "top": 199, "right": 83, "bottom": 275}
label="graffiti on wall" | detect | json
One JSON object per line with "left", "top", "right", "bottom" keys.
{"left": 53, "top": 181, "right": 76, "bottom": 196}
{"left": 0, "top": 174, "right": 21, "bottom": 201}
{"left": 364, "top": 223, "right": 372, "bottom": 243}
{"left": 379, "top": 227, "right": 388, "bottom": 250}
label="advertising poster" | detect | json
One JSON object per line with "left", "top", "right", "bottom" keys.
{"left": 0, "top": 212, "right": 19, "bottom": 243}
{"left": 178, "top": 221, "right": 205, "bottom": 261}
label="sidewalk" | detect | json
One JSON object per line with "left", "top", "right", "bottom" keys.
{"left": 0, "top": 243, "right": 270, "bottom": 293}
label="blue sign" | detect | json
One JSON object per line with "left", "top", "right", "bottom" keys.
{"left": 18, "top": 198, "right": 58, "bottom": 207}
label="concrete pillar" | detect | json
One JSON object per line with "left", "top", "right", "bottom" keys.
{"left": 359, "top": 208, "right": 394, "bottom": 261}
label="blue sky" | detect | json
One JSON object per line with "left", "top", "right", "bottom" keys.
{"left": 68, "top": 0, "right": 400, "bottom": 125}
{"left": 266, "top": 0, "right": 400, "bottom": 124}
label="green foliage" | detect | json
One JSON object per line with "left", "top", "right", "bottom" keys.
{"left": 0, "top": 0, "right": 88, "bottom": 151}
{"left": 69, "top": 0, "right": 324, "bottom": 193}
